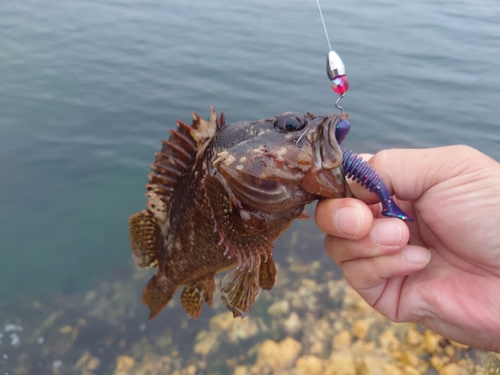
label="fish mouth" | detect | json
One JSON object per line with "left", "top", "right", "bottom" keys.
{"left": 299, "top": 114, "right": 350, "bottom": 198}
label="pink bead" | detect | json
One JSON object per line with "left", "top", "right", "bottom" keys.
{"left": 331, "top": 75, "right": 349, "bottom": 95}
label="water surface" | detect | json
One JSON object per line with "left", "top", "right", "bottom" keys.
{"left": 0, "top": 0, "right": 499, "bottom": 373}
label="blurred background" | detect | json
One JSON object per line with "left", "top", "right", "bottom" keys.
{"left": 1, "top": 0, "right": 499, "bottom": 373}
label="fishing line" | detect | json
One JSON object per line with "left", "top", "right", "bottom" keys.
{"left": 316, "top": 0, "right": 332, "bottom": 52}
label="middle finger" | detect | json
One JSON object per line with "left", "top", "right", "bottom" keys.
{"left": 324, "top": 218, "right": 409, "bottom": 265}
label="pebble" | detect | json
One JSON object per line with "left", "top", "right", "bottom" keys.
{"left": 184, "top": 364, "right": 197, "bottom": 375}
{"left": 450, "top": 340, "right": 469, "bottom": 351}
{"left": 423, "top": 330, "right": 441, "bottom": 353}
{"left": 352, "top": 319, "right": 370, "bottom": 341}
{"left": 439, "top": 363, "right": 468, "bottom": 375}
{"left": 233, "top": 366, "right": 248, "bottom": 375}
{"left": 358, "top": 355, "right": 404, "bottom": 375}
{"left": 332, "top": 330, "right": 351, "bottom": 350}
{"left": 114, "top": 355, "right": 135, "bottom": 372}
{"left": 295, "top": 355, "right": 323, "bottom": 375}
{"left": 400, "top": 350, "right": 421, "bottom": 368}
{"left": 324, "top": 351, "right": 356, "bottom": 375}
{"left": 193, "top": 331, "right": 219, "bottom": 356}
{"left": 227, "top": 317, "right": 259, "bottom": 343}
{"left": 379, "top": 329, "right": 398, "bottom": 352}
{"left": 267, "top": 300, "right": 290, "bottom": 316}
{"left": 283, "top": 312, "right": 302, "bottom": 335}
{"left": 341, "top": 286, "right": 372, "bottom": 313}
{"left": 401, "top": 364, "right": 422, "bottom": 375}
{"left": 253, "top": 337, "right": 302, "bottom": 372}
{"left": 406, "top": 325, "right": 423, "bottom": 346}
{"left": 327, "top": 280, "right": 346, "bottom": 305}
{"left": 209, "top": 312, "right": 234, "bottom": 332}
{"left": 431, "top": 355, "right": 446, "bottom": 370}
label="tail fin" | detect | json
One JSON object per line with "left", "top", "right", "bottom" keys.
{"left": 142, "top": 274, "right": 177, "bottom": 320}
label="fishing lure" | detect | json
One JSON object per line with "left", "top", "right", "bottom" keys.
{"left": 334, "top": 118, "right": 413, "bottom": 221}
{"left": 342, "top": 149, "right": 413, "bottom": 221}
{"left": 317, "top": 0, "right": 413, "bottom": 222}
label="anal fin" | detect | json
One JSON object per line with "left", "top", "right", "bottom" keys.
{"left": 129, "top": 210, "right": 162, "bottom": 268}
{"left": 180, "top": 278, "right": 215, "bottom": 319}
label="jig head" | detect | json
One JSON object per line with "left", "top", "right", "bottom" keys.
{"left": 327, "top": 51, "right": 349, "bottom": 113}
{"left": 327, "top": 50, "right": 349, "bottom": 96}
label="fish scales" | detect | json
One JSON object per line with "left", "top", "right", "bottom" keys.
{"left": 129, "top": 107, "right": 350, "bottom": 319}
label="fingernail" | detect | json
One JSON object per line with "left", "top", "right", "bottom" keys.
{"left": 371, "top": 221, "right": 402, "bottom": 247}
{"left": 404, "top": 248, "right": 431, "bottom": 264}
{"left": 334, "top": 206, "right": 361, "bottom": 237}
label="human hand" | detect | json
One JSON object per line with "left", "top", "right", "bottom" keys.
{"left": 315, "top": 145, "right": 500, "bottom": 352}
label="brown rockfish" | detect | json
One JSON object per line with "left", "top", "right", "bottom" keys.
{"left": 129, "top": 107, "right": 351, "bottom": 320}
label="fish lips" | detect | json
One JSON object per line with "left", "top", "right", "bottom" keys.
{"left": 299, "top": 115, "right": 349, "bottom": 198}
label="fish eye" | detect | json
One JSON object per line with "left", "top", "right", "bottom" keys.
{"left": 274, "top": 113, "right": 306, "bottom": 132}
{"left": 284, "top": 119, "right": 300, "bottom": 131}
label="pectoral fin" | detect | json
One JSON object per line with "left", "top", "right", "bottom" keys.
{"left": 297, "top": 209, "right": 311, "bottom": 220}
{"left": 202, "top": 175, "right": 275, "bottom": 317}
{"left": 180, "top": 278, "right": 215, "bottom": 319}
{"left": 220, "top": 263, "right": 260, "bottom": 318}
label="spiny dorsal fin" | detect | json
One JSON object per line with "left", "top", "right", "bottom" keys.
{"left": 145, "top": 107, "right": 222, "bottom": 222}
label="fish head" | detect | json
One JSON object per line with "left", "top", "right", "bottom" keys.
{"left": 213, "top": 111, "right": 350, "bottom": 213}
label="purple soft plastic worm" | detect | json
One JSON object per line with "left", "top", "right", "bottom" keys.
{"left": 334, "top": 118, "right": 413, "bottom": 222}
{"left": 342, "top": 149, "right": 414, "bottom": 222}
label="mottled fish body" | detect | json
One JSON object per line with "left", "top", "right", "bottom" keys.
{"left": 129, "top": 108, "right": 349, "bottom": 319}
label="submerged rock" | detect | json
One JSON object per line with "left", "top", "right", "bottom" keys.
{"left": 251, "top": 337, "right": 302, "bottom": 374}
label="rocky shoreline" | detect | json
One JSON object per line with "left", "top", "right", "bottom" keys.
{"left": 1, "top": 250, "right": 498, "bottom": 375}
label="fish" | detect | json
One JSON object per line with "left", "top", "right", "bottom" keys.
{"left": 129, "top": 107, "right": 352, "bottom": 320}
